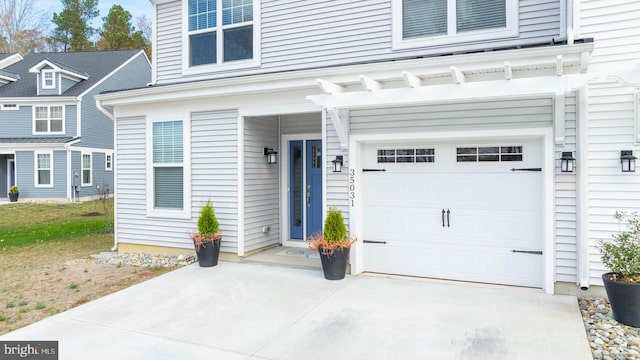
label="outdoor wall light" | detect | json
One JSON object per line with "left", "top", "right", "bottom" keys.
{"left": 560, "top": 151, "right": 575, "bottom": 173}
{"left": 264, "top": 147, "right": 278, "bottom": 164}
{"left": 332, "top": 156, "right": 344, "bottom": 173}
{"left": 620, "top": 150, "right": 637, "bottom": 172}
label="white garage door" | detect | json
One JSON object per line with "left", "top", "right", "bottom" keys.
{"left": 362, "top": 139, "right": 544, "bottom": 288}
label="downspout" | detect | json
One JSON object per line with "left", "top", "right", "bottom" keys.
{"left": 566, "top": 0, "right": 574, "bottom": 45}
{"left": 148, "top": 0, "right": 158, "bottom": 86}
{"left": 96, "top": 98, "right": 118, "bottom": 251}
{"left": 577, "top": 85, "right": 591, "bottom": 290}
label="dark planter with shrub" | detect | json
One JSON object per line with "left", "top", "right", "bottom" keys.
{"left": 602, "top": 273, "right": 640, "bottom": 328}
{"left": 318, "top": 247, "right": 350, "bottom": 280}
{"left": 195, "top": 238, "right": 221, "bottom": 267}
{"left": 8, "top": 192, "right": 18, "bottom": 202}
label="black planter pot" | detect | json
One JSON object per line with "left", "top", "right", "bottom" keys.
{"left": 318, "top": 247, "right": 350, "bottom": 280}
{"left": 8, "top": 192, "right": 18, "bottom": 202}
{"left": 195, "top": 238, "right": 221, "bottom": 267}
{"left": 602, "top": 272, "right": 640, "bottom": 328}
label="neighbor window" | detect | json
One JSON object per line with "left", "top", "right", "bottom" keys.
{"left": 105, "top": 153, "right": 113, "bottom": 171}
{"left": 187, "top": 0, "right": 255, "bottom": 67}
{"left": 35, "top": 152, "right": 52, "bottom": 187}
{"left": 42, "top": 70, "right": 55, "bottom": 89}
{"left": 82, "top": 153, "right": 92, "bottom": 186}
{"left": 153, "top": 121, "right": 184, "bottom": 210}
{"left": 34, "top": 105, "right": 64, "bottom": 134}
{"left": 393, "top": 0, "right": 517, "bottom": 49}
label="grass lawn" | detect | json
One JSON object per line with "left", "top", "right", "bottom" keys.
{"left": 0, "top": 199, "right": 173, "bottom": 334}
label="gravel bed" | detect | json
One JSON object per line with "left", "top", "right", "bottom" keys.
{"left": 580, "top": 298, "right": 640, "bottom": 359}
{"left": 95, "top": 252, "right": 196, "bottom": 268}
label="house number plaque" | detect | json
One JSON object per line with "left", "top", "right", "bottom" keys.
{"left": 349, "top": 168, "right": 355, "bottom": 206}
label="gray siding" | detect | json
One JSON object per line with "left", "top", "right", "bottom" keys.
{"left": 70, "top": 151, "right": 113, "bottom": 198}
{"left": 280, "top": 113, "right": 322, "bottom": 135}
{"left": 192, "top": 110, "right": 239, "bottom": 253}
{"left": 92, "top": 152, "right": 114, "bottom": 196}
{"left": 0, "top": 104, "right": 77, "bottom": 137}
{"left": 15, "top": 150, "right": 67, "bottom": 198}
{"left": 555, "top": 94, "right": 578, "bottom": 283}
{"left": 244, "top": 116, "right": 280, "bottom": 252}
{"left": 76, "top": 52, "right": 150, "bottom": 150}
{"left": 156, "top": 0, "right": 564, "bottom": 84}
{"left": 61, "top": 76, "right": 78, "bottom": 93}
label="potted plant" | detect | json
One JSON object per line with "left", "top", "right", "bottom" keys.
{"left": 307, "top": 207, "right": 356, "bottom": 280}
{"left": 8, "top": 186, "right": 19, "bottom": 202}
{"left": 598, "top": 211, "right": 640, "bottom": 328}
{"left": 190, "top": 199, "right": 222, "bottom": 267}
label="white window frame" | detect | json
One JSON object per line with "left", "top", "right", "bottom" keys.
{"left": 105, "top": 152, "right": 113, "bottom": 171}
{"left": 33, "top": 105, "right": 65, "bottom": 135}
{"left": 1, "top": 104, "right": 19, "bottom": 111}
{"left": 392, "top": 0, "right": 519, "bottom": 50}
{"left": 181, "top": 0, "right": 262, "bottom": 76}
{"left": 42, "top": 70, "right": 56, "bottom": 89}
{"left": 82, "top": 153, "right": 92, "bottom": 186}
{"left": 146, "top": 118, "right": 191, "bottom": 219}
{"left": 34, "top": 151, "right": 53, "bottom": 188}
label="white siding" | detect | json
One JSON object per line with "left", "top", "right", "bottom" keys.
{"left": 584, "top": 81, "right": 639, "bottom": 285}
{"left": 325, "top": 116, "right": 350, "bottom": 227}
{"left": 280, "top": 113, "right": 322, "bottom": 135}
{"left": 155, "top": 0, "right": 564, "bottom": 84}
{"left": 244, "top": 116, "right": 280, "bottom": 252}
{"left": 555, "top": 95, "right": 578, "bottom": 283}
{"left": 115, "top": 116, "right": 195, "bottom": 249}
{"left": 191, "top": 110, "right": 239, "bottom": 253}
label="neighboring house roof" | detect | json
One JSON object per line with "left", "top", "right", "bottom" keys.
{"left": 0, "top": 54, "right": 14, "bottom": 61}
{"left": 0, "top": 137, "right": 78, "bottom": 144}
{"left": 29, "top": 58, "right": 90, "bottom": 79}
{"left": 0, "top": 50, "right": 143, "bottom": 97}
{"left": 0, "top": 69, "right": 20, "bottom": 81}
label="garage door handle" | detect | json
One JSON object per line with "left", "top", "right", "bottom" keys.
{"left": 512, "top": 250, "right": 543, "bottom": 255}
{"left": 446, "top": 209, "right": 450, "bottom": 227}
{"left": 442, "top": 209, "right": 445, "bottom": 227}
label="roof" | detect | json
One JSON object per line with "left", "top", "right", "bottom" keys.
{"left": 0, "top": 69, "right": 19, "bottom": 80}
{"left": 30, "top": 58, "right": 90, "bottom": 79}
{"left": 0, "top": 137, "right": 78, "bottom": 144}
{"left": 0, "top": 53, "right": 14, "bottom": 62}
{"left": 0, "top": 50, "right": 143, "bottom": 97}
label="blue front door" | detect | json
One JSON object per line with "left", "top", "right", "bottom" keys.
{"left": 289, "top": 140, "right": 322, "bottom": 239}
{"left": 9, "top": 159, "right": 15, "bottom": 187}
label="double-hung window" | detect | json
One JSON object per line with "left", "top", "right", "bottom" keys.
{"left": 42, "top": 70, "right": 55, "bottom": 89}
{"left": 82, "top": 153, "right": 92, "bottom": 186}
{"left": 393, "top": 0, "right": 518, "bottom": 49}
{"left": 186, "top": 0, "right": 258, "bottom": 71}
{"left": 35, "top": 152, "right": 52, "bottom": 187}
{"left": 105, "top": 153, "right": 113, "bottom": 171}
{"left": 152, "top": 121, "right": 184, "bottom": 211}
{"left": 34, "top": 105, "right": 64, "bottom": 134}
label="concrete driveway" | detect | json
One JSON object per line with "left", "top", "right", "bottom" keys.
{"left": 1, "top": 262, "right": 591, "bottom": 359}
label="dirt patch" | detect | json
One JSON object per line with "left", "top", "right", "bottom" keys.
{"left": 82, "top": 212, "right": 103, "bottom": 217}
{"left": 0, "top": 240, "right": 173, "bottom": 334}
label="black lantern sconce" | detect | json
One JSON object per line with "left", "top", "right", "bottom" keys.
{"left": 620, "top": 150, "right": 637, "bottom": 173}
{"left": 263, "top": 147, "right": 278, "bottom": 165}
{"left": 332, "top": 156, "right": 344, "bottom": 173}
{"left": 560, "top": 152, "right": 576, "bottom": 173}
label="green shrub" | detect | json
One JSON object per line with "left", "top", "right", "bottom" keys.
{"left": 197, "top": 200, "right": 220, "bottom": 238}
{"left": 9, "top": 186, "right": 18, "bottom": 193}
{"left": 323, "top": 207, "right": 347, "bottom": 243}
{"left": 598, "top": 212, "right": 640, "bottom": 282}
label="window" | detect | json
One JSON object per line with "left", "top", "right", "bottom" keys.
{"left": 105, "top": 153, "right": 113, "bottom": 171}
{"left": 153, "top": 121, "right": 184, "bottom": 210}
{"left": 34, "top": 105, "right": 64, "bottom": 134}
{"left": 82, "top": 154, "right": 92, "bottom": 186}
{"left": 377, "top": 148, "right": 435, "bottom": 163}
{"left": 456, "top": 145, "right": 523, "bottom": 162}
{"left": 35, "top": 152, "right": 52, "bottom": 187}
{"left": 185, "top": 0, "right": 259, "bottom": 72}
{"left": 393, "top": 0, "right": 517, "bottom": 49}
{"left": 42, "top": 70, "right": 55, "bottom": 89}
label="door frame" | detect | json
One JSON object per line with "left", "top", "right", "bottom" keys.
{"left": 280, "top": 134, "right": 322, "bottom": 247}
{"left": 349, "top": 127, "right": 555, "bottom": 294}
{"left": 6, "top": 158, "right": 15, "bottom": 197}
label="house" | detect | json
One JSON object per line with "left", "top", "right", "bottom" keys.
{"left": 0, "top": 50, "right": 151, "bottom": 201}
{"left": 96, "top": 0, "right": 640, "bottom": 295}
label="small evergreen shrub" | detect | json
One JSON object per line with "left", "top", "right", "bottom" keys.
{"left": 197, "top": 199, "right": 220, "bottom": 238}
{"left": 323, "top": 207, "right": 347, "bottom": 243}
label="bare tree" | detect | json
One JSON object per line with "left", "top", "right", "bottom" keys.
{"left": 0, "top": 0, "right": 49, "bottom": 54}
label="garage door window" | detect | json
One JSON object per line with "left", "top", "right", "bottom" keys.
{"left": 456, "top": 146, "right": 522, "bottom": 162}
{"left": 378, "top": 148, "right": 435, "bottom": 163}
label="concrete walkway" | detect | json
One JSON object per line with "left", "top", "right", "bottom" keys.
{"left": 1, "top": 262, "right": 591, "bottom": 360}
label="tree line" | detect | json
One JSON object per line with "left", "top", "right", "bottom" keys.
{"left": 0, "top": 0, "right": 152, "bottom": 58}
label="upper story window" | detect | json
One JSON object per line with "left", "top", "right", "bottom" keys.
{"left": 184, "top": 0, "right": 260, "bottom": 74}
{"left": 33, "top": 105, "right": 64, "bottom": 134}
{"left": 42, "top": 70, "right": 56, "bottom": 89}
{"left": 393, "top": 0, "right": 518, "bottom": 50}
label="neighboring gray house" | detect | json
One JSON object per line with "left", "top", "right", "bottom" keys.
{"left": 97, "top": 0, "right": 640, "bottom": 295}
{"left": 0, "top": 50, "right": 151, "bottom": 201}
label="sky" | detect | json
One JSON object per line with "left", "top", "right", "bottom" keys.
{"left": 37, "top": 0, "right": 152, "bottom": 28}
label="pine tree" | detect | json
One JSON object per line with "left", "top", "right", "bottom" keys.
{"left": 48, "top": 0, "right": 98, "bottom": 52}
{"left": 97, "top": 5, "right": 149, "bottom": 56}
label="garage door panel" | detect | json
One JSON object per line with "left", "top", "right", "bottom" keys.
{"left": 362, "top": 140, "right": 543, "bottom": 288}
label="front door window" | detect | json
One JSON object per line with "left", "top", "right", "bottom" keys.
{"left": 289, "top": 139, "right": 322, "bottom": 239}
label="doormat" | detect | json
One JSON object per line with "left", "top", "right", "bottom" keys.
{"left": 276, "top": 248, "right": 320, "bottom": 259}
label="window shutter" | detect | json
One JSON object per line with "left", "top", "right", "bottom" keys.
{"left": 456, "top": 0, "right": 506, "bottom": 32}
{"left": 154, "top": 167, "right": 184, "bottom": 209}
{"left": 403, "top": 0, "right": 447, "bottom": 39}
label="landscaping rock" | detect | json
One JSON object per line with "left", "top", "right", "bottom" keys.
{"left": 580, "top": 298, "right": 640, "bottom": 360}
